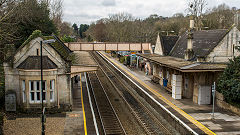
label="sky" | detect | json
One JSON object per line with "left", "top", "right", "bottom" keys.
{"left": 62, "top": 0, "right": 240, "bottom": 25}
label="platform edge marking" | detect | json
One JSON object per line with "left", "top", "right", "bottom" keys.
{"left": 99, "top": 51, "right": 215, "bottom": 135}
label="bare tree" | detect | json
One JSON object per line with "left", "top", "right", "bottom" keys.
{"left": 187, "top": 0, "right": 207, "bottom": 30}
{"left": 50, "top": 0, "right": 63, "bottom": 29}
{"left": 49, "top": 0, "right": 73, "bottom": 37}
{"left": 60, "top": 21, "right": 73, "bottom": 36}
{"left": 0, "top": 0, "right": 18, "bottom": 59}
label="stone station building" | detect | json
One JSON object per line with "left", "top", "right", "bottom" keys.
{"left": 137, "top": 19, "right": 240, "bottom": 105}
{"left": 4, "top": 32, "right": 74, "bottom": 111}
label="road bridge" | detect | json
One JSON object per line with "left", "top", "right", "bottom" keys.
{"left": 64, "top": 42, "right": 152, "bottom": 53}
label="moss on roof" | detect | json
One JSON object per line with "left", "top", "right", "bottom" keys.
{"left": 43, "top": 35, "right": 73, "bottom": 61}
{"left": 15, "top": 30, "right": 74, "bottom": 63}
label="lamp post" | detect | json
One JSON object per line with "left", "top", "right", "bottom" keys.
{"left": 40, "top": 39, "right": 55, "bottom": 135}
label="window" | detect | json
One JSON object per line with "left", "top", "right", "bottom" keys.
{"left": 50, "top": 80, "right": 54, "bottom": 102}
{"left": 166, "top": 71, "right": 169, "bottom": 79}
{"left": 29, "top": 80, "right": 46, "bottom": 103}
{"left": 22, "top": 80, "right": 26, "bottom": 103}
{"left": 37, "top": 49, "right": 39, "bottom": 56}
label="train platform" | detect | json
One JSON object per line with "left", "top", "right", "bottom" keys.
{"left": 101, "top": 52, "right": 240, "bottom": 135}
{"left": 64, "top": 73, "right": 97, "bottom": 135}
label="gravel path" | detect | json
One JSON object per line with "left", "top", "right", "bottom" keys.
{"left": 3, "top": 115, "right": 65, "bottom": 135}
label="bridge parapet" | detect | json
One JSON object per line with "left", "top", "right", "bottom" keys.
{"left": 64, "top": 42, "right": 152, "bottom": 53}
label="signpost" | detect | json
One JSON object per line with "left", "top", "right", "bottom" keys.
{"left": 212, "top": 82, "right": 216, "bottom": 119}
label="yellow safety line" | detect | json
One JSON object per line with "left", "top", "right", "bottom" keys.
{"left": 80, "top": 74, "right": 88, "bottom": 135}
{"left": 100, "top": 52, "right": 216, "bottom": 135}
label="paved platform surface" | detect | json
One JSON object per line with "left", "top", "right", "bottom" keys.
{"left": 103, "top": 52, "right": 240, "bottom": 135}
{"left": 64, "top": 74, "right": 96, "bottom": 135}
{"left": 64, "top": 78, "right": 84, "bottom": 135}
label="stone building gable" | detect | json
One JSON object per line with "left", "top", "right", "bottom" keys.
{"left": 13, "top": 37, "right": 66, "bottom": 70}
{"left": 154, "top": 34, "right": 163, "bottom": 55}
{"left": 206, "top": 27, "right": 240, "bottom": 62}
{"left": 154, "top": 34, "right": 179, "bottom": 56}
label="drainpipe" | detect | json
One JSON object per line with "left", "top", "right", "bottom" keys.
{"left": 233, "top": 44, "right": 235, "bottom": 58}
{"left": 57, "top": 75, "right": 59, "bottom": 108}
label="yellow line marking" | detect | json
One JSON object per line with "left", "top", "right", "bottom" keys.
{"left": 100, "top": 52, "right": 215, "bottom": 135}
{"left": 80, "top": 74, "right": 88, "bottom": 135}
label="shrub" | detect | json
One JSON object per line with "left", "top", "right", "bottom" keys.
{"left": 61, "top": 35, "right": 75, "bottom": 43}
{"left": 120, "top": 56, "right": 125, "bottom": 63}
{"left": 217, "top": 56, "right": 240, "bottom": 105}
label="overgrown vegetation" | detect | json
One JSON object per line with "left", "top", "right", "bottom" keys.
{"left": 61, "top": 35, "right": 76, "bottom": 43}
{"left": 217, "top": 56, "right": 240, "bottom": 108}
{"left": 0, "top": 0, "right": 74, "bottom": 53}
{"left": 20, "top": 30, "right": 43, "bottom": 49}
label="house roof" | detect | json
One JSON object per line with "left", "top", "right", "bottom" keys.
{"left": 161, "top": 36, "right": 179, "bottom": 55}
{"left": 17, "top": 56, "right": 57, "bottom": 69}
{"left": 43, "top": 35, "right": 73, "bottom": 61}
{"left": 170, "top": 29, "right": 228, "bottom": 58}
{"left": 14, "top": 30, "right": 73, "bottom": 63}
{"left": 137, "top": 53, "right": 227, "bottom": 72}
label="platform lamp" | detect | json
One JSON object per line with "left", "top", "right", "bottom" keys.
{"left": 151, "top": 44, "right": 156, "bottom": 54}
{"left": 40, "top": 39, "right": 55, "bottom": 135}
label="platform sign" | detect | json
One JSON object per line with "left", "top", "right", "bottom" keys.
{"left": 5, "top": 92, "right": 16, "bottom": 112}
{"left": 212, "top": 82, "right": 216, "bottom": 96}
{"left": 212, "top": 82, "right": 216, "bottom": 119}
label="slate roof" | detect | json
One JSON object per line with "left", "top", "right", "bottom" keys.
{"left": 170, "top": 29, "right": 228, "bottom": 59}
{"left": 17, "top": 56, "right": 57, "bottom": 69}
{"left": 137, "top": 53, "right": 226, "bottom": 72}
{"left": 161, "top": 36, "right": 179, "bottom": 55}
{"left": 43, "top": 35, "right": 73, "bottom": 61}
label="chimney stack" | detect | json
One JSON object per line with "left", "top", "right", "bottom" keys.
{"left": 234, "top": 11, "right": 239, "bottom": 26}
{"left": 185, "top": 16, "right": 195, "bottom": 60}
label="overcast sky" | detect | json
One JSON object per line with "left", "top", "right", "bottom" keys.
{"left": 62, "top": 0, "right": 240, "bottom": 25}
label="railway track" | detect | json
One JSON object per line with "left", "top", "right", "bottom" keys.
{"left": 91, "top": 51, "right": 173, "bottom": 135}
{"left": 87, "top": 72, "right": 126, "bottom": 135}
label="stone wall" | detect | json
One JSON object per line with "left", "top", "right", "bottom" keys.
{"left": 207, "top": 27, "right": 240, "bottom": 62}
{"left": 216, "top": 91, "right": 240, "bottom": 116}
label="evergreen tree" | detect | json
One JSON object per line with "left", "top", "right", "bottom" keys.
{"left": 217, "top": 56, "right": 240, "bottom": 107}
{"left": 12, "top": 0, "right": 57, "bottom": 48}
{"left": 79, "top": 24, "right": 89, "bottom": 38}
{"left": 72, "top": 23, "right": 78, "bottom": 35}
